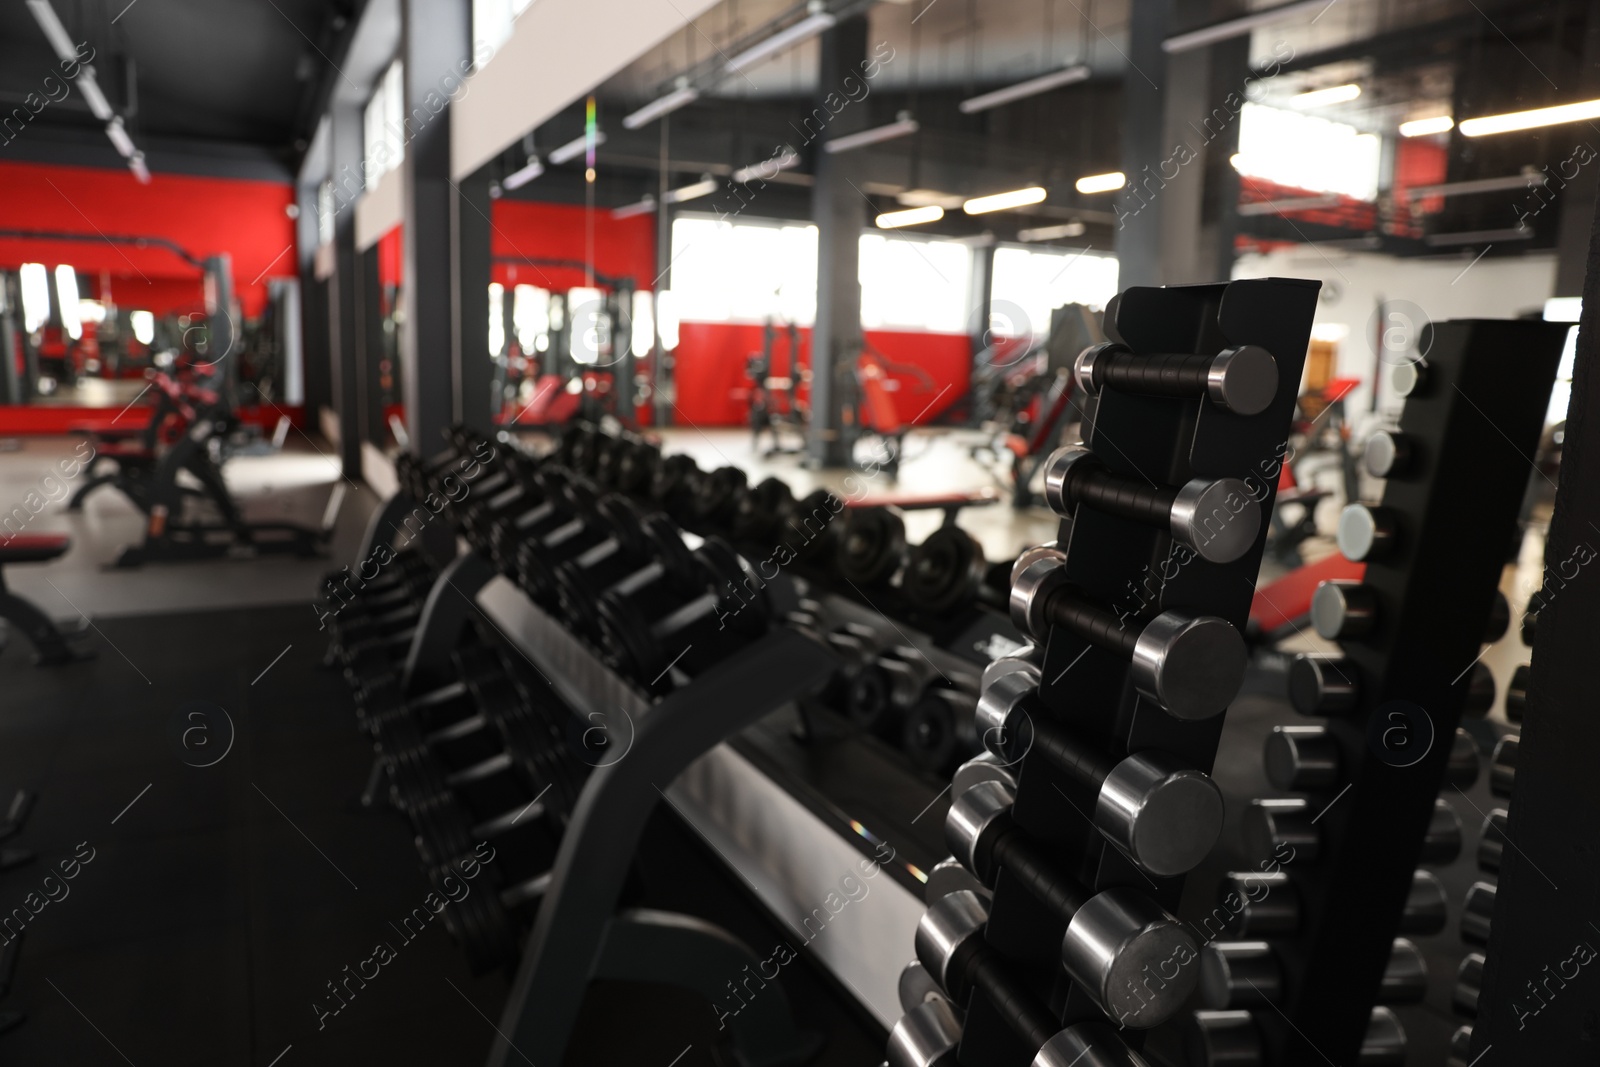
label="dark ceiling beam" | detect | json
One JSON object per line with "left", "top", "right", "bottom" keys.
{"left": 290, "top": 0, "right": 366, "bottom": 152}
{"left": 1276, "top": 2, "right": 1576, "bottom": 77}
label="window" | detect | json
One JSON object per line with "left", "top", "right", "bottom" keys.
{"left": 990, "top": 246, "right": 1119, "bottom": 344}
{"left": 859, "top": 235, "right": 971, "bottom": 333}
{"left": 473, "top": 0, "right": 535, "bottom": 59}
{"left": 668, "top": 215, "right": 976, "bottom": 333}
{"left": 363, "top": 59, "right": 405, "bottom": 187}
{"left": 55, "top": 266, "right": 81, "bottom": 339}
{"left": 512, "top": 284, "right": 550, "bottom": 352}
{"left": 669, "top": 216, "right": 818, "bottom": 325}
{"left": 130, "top": 310, "right": 155, "bottom": 345}
{"left": 19, "top": 263, "right": 50, "bottom": 334}
{"left": 1235, "top": 103, "right": 1381, "bottom": 200}
{"left": 487, "top": 282, "right": 506, "bottom": 356}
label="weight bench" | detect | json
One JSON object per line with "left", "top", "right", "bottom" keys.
{"left": 0, "top": 534, "right": 93, "bottom": 665}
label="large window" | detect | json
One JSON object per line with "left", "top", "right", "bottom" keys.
{"left": 667, "top": 215, "right": 973, "bottom": 333}
{"left": 473, "top": 0, "right": 535, "bottom": 58}
{"left": 1235, "top": 103, "right": 1381, "bottom": 201}
{"left": 990, "top": 246, "right": 1119, "bottom": 344}
{"left": 363, "top": 59, "right": 405, "bottom": 187}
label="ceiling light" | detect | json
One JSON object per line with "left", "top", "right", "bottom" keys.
{"left": 1460, "top": 97, "right": 1600, "bottom": 137}
{"left": 1405, "top": 169, "right": 1543, "bottom": 200}
{"left": 959, "top": 65, "right": 1091, "bottom": 113}
{"left": 1074, "top": 172, "right": 1125, "bottom": 194}
{"left": 897, "top": 189, "right": 965, "bottom": 209}
{"left": 1399, "top": 115, "right": 1454, "bottom": 137}
{"left": 724, "top": 9, "right": 836, "bottom": 74}
{"left": 502, "top": 157, "right": 544, "bottom": 190}
{"left": 1163, "top": 0, "right": 1327, "bottom": 54}
{"left": 547, "top": 131, "right": 605, "bottom": 166}
{"left": 825, "top": 113, "right": 919, "bottom": 154}
{"left": 1018, "top": 221, "right": 1086, "bottom": 241}
{"left": 876, "top": 205, "right": 943, "bottom": 228}
{"left": 612, "top": 196, "right": 657, "bottom": 219}
{"left": 732, "top": 149, "right": 800, "bottom": 184}
{"left": 1291, "top": 84, "right": 1361, "bottom": 108}
{"left": 105, "top": 117, "right": 136, "bottom": 157}
{"left": 664, "top": 176, "right": 718, "bottom": 204}
{"left": 622, "top": 82, "right": 699, "bottom": 130}
{"left": 25, "top": 0, "right": 77, "bottom": 62}
{"left": 963, "top": 186, "right": 1047, "bottom": 214}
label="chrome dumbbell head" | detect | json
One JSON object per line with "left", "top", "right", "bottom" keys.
{"left": 952, "top": 750, "right": 1019, "bottom": 803}
{"left": 1262, "top": 725, "right": 1340, "bottom": 790}
{"left": 1446, "top": 728, "right": 1481, "bottom": 790}
{"left": 973, "top": 661, "right": 1040, "bottom": 761}
{"left": 1362, "top": 1007, "right": 1407, "bottom": 1065}
{"left": 1186, "top": 1010, "right": 1262, "bottom": 1066}
{"left": 1460, "top": 881, "right": 1496, "bottom": 945}
{"left": 1378, "top": 939, "right": 1428, "bottom": 1004}
{"left": 925, "top": 857, "right": 989, "bottom": 905}
{"left": 1220, "top": 871, "right": 1298, "bottom": 936}
{"left": 1478, "top": 809, "right": 1508, "bottom": 872}
{"left": 1400, "top": 870, "right": 1448, "bottom": 936}
{"left": 1363, "top": 430, "right": 1414, "bottom": 479}
{"left": 1032, "top": 1023, "right": 1153, "bottom": 1067}
{"left": 1198, "top": 941, "right": 1280, "bottom": 1009}
{"left": 1064, "top": 887, "right": 1199, "bottom": 1028}
{"left": 1454, "top": 954, "right": 1485, "bottom": 1017}
{"left": 1075, "top": 343, "right": 1279, "bottom": 417}
{"left": 1288, "top": 653, "right": 1360, "bottom": 716}
{"left": 1096, "top": 750, "right": 1224, "bottom": 877}
{"left": 1311, "top": 580, "right": 1379, "bottom": 639}
{"left": 914, "top": 890, "right": 988, "bottom": 1000}
{"left": 898, "top": 959, "right": 949, "bottom": 1014}
{"left": 1490, "top": 735, "right": 1518, "bottom": 797}
{"left": 1447, "top": 1025, "right": 1474, "bottom": 1067}
{"left": 1337, "top": 504, "right": 1400, "bottom": 563}
{"left": 885, "top": 997, "right": 962, "bottom": 1067}
{"left": 1243, "top": 798, "right": 1319, "bottom": 863}
{"left": 1420, "top": 799, "right": 1463, "bottom": 865}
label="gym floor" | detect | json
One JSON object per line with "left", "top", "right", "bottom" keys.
{"left": 0, "top": 426, "right": 1539, "bottom": 1064}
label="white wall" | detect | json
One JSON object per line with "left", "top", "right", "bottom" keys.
{"left": 1232, "top": 248, "right": 1558, "bottom": 413}
{"left": 451, "top": 0, "right": 720, "bottom": 180}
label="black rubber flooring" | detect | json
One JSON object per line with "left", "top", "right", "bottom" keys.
{"left": 0, "top": 603, "right": 509, "bottom": 1066}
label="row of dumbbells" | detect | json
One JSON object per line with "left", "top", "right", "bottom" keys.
{"left": 322, "top": 544, "right": 594, "bottom": 972}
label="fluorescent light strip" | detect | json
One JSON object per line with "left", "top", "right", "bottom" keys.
{"left": 824, "top": 115, "right": 919, "bottom": 154}
{"left": 1460, "top": 97, "right": 1600, "bottom": 137}
{"left": 732, "top": 149, "right": 800, "bottom": 184}
{"left": 1424, "top": 226, "right": 1533, "bottom": 247}
{"left": 76, "top": 71, "right": 114, "bottom": 121}
{"left": 1163, "top": 0, "right": 1327, "bottom": 54}
{"left": 724, "top": 11, "right": 836, "bottom": 74}
{"left": 664, "top": 177, "right": 718, "bottom": 204}
{"left": 959, "top": 65, "right": 1091, "bottom": 114}
{"left": 25, "top": 0, "right": 78, "bottom": 62}
{"left": 105, "top": 117, "right": 135, "bottom": 157}
{"left": 1291, "top": 83, "right": 1361, "bottom": 108}
{"left": 1406, "top": 171, "right": 1542, "bottom": 199}
{"left": 1075, "top": 171, "right": 1125, "bottom": 194}
{"left": 876, "top": 205, "right": 943, "bottom": 228}
{"left": 1018, "top": 222, "right": 1086, "bottom": 241}
{"left": 547, "top": 131, "right": 605, "bottom": 166}
{"left": 1399, "top": 115, "right": 1454, "bottom": 137}
{"left": 612, "top": 196, "right": 657, "bottom": 219}
{"left": 622, "top": 85, "right": 699, "bottom": 130}
{"left": 1237, "top": 194, "right": 1340, "bottom": 216}
{"left": 502, "top": 157, "right": 544, "bottom": 190}
{"left": 963, "top": 186, "right": 1047, "bottom": 214}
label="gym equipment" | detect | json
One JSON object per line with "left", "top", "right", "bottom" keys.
{"left": 0, "top": 534, "right": 92, "bottom": 665}
{"left": 886, "top": 278, "right": 1318, "bottom": 1065}
{"left": 745, "top": 315, "right": 807, "bottom": 458}
{"left": 1218, "top": 318, "right": 1566, "bottom": 1065}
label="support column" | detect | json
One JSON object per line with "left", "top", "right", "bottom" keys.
{"left": 356, "top": 243, "right": 385, "bottom": 446}
{"left": 328, "top": 101, "right": 363, "bottom": 475}
{"left": 400, "top": 0, "right": 471, "bottom": 456}
{"left": 807, "top": 14, "right": 869, "bottom": 469}
{"left": 452, "top": 169, "right": 494, "bottom": 435}
{"left": 296, "top": 183, "right": 330, "bottom": 418}
{"left": 1113, "top": 0, "right": 1174, "bottom": 289}
{"left": 1553, "top": 7, "right": 1600, "bottom": 296}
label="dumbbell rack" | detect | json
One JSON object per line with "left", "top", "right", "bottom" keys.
{"left": 1227, "top": 319, "right": 1566, "bottom": 1064}
{"left": 957, "top": 279, "right": 1318, "bottom": 1062}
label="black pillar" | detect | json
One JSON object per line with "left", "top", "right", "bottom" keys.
{"left": 1113, "top": 0, "right": 1173, "bottom": 289}
{"left": 297, "top": 184, "right": 331, "bottom": 419}
{"left": 328, "top": 102, "right": 363, "bottom": 475}
{"left": 1553, "top": 8, "right": 1600, "bottom": 296}
{"left": 400, "top": 0, "right": 470, "bottom": 456}
{"left": 452, "top": 169, "right": 494, "bottom": 436}
{"left": 807, "top": 14, "right": 869, "bottom": 469}
{"left": 356, "top": 243, "right": 385, "bottom": 446}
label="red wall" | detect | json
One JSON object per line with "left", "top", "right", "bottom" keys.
{"left": 0, "top": 161, "right": 296, "bottom": 318}
{"left": 489, "top": 200, "right": 656, "bottom": 291}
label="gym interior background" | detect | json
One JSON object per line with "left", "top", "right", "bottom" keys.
{"left": 0, "top": 0, "right": 1595, "bottom": 1063}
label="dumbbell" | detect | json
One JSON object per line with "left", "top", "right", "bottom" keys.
{"left": 690, "top": 466, "right": 749, "bottom": 530}
{"left": 1242, "top": 798, "right": 1318, "bottom": 863}
{"left": 596, "top": 537, "right": 769, "bottom": 689}
{"left": 1447, "top": 1026, "right": 1474, "bottom": 1067}
{"left": 553, "top": 507, "right": 692, "bottom": 641}
{"left": 732, "top": 476, "right": 795, "bottom": 543}
{"left": 1042, "top": 447, "right": 1262, "bottom": 564}
{"left": 1446, "top": 728, "right": 1480, "bottom": 789}
{"left": 1377, "top": 939, "right": 1428, "bottom": 1003}
{"left": 1199, "top": 938, "right": 1428, "bottom": 1014}
{"left": 1262, "top": 725, "right": 1339, "bottom": 790}
{"left": 1186, "top": 1007, "right": 1405, "bottom": 1066}
{"left": 483, "top": 467, "right": 580, "bottom": 574}
{"left": 1454, "top": 953, "right": 1484, "bottom": 1016}
{"left": 650, "top": 453, "right": 703, "bottom": 523}
{"left": 355, "top": 644, "right": 505, "bottom": 742}
{"left": 1074, "top": 342, "right": 1280, "bottom": 416}
{"left": 901, "top": 685, "right": 979, "bottom": 776}
{"left": 901, "top": 526, "right": 1007, "bottom": 615}
{"left": 1490, "top": 735, "right": 1517, "bottom": 797}
{"left": 1521, "top": 609, "right": 1537, "bottom": 645}
{"left": 515, "top": 483, "right": 635, "bottom": 604}
{"left": 1219, "top": 871, "right": 1297, "bottom": 935}
{"left": 885, "top": 996, "right": 962, "bottom": 1067}
{"left": 1363, "top": 429, "right": 1417, "bottom": 479}
{"left": 1421, "top": 798, "right": 1463, "bottom": 864}
{"left": 1478, "top": 809, "right": 1507, "bottom": 871}
{"left": 837, "top": 506, "right": 908, "bottom": 586}
{"left": 1505, "top": 663, "right": 1530, "bottom": 721}
{"left": 594, "top": 435, "right": 657, "bottom": 494}
{"left": 1401, "top": 869, "right": 1448, "bottom": 935}
{"left": 945, "top": 781, "right": 1199, "bottom": 1025}
{"left": 1287, "top": 653, "right": 1360, "bottom": 716}
{"left": 1460, "top": 881, "right": 1495, "bottom": 945}
{"left": 1310, "top": 580, "right": 1377, "bottom": 640}
{"left": 1011, "top": 553, "right": 1246, "bottom": 720}
{"left": 787, "top": 489, "right": 847, "bottom": 563}
{"left": 974, "top": 666, "right": 1223, "bottom": 877}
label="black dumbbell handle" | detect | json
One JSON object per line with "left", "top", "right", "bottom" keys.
{"left": 992, "top": 824, "right": 1090, "bottom": 921}
{"left": 1043, "top": 586, "right": 1141, "bottom": 659}
{"left": 1067, "top": 464, "right": 1177, "bottom": 529}
{"left": 1099, "top": 351, "right": 1216, "bottom": 398}
{"left": 966, "top": 950, "right": 1058, "bottom": 1050}
{"left": 1031, "top": 717, "right": 1118, "bottom": 793}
